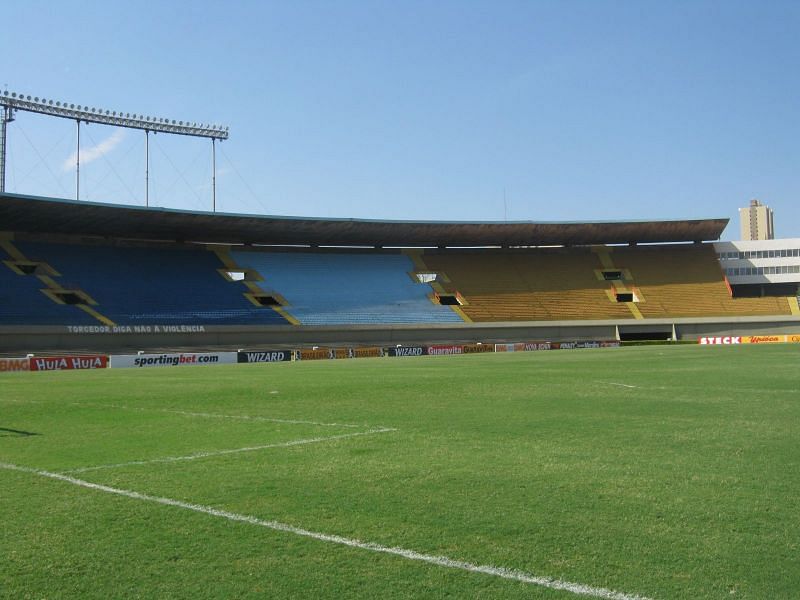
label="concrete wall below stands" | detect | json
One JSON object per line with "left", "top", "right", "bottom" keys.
{"left": 2, "top": 316, "right": 800, "bottom": 355}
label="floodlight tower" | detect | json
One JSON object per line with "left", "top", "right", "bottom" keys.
{"left": 0, "top": 104, "right": 15, "bottom": 194}
{"left": 0, "top": 90, "right": 229, "bottom": 210}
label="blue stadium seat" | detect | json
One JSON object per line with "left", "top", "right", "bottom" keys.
{"left": 12, "top": 241, "right": 289, "bottom": 326}
{"left": 0, "top": 259, "right": 98, "bottom": 325}
{"left": 229, "top": 250, "right": 464, "bottom": 325}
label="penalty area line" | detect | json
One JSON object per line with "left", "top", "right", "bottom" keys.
{"left": 62, "top": 428, "right": 398, "bottom": 474}
{"left": 0, "top": 462, "right": 654, "bottom": 600}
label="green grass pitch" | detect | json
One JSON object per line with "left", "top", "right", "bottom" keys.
{"left": 2, "top": 344, "right": 798, "bottom": 599}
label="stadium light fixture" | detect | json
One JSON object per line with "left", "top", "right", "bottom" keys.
{"left": 1, "top": 89, "right": 229, "bottom": 209}
{"left": 0, "top": 90, "right": 229, "bottom": 140}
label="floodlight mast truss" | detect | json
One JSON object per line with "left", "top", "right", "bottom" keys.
{"left": 0, "top": 91, "right": 229, "bottom": 139}
{"left": 0, "top": 90, "right": 229, "bottom": 209}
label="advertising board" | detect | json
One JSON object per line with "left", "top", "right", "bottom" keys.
{"left": 495, "top": 342, "right": 552, "bottom": 352}
{"left": 574, "top": 341, "right": 601, "bottom": 349}
{"left": 296, "top": 349, "right": 333, "bottom": 361}
{"left": 698, "top": 336, "right": 742, "bottom": 345}
{"left": 700, "top": 335, "right": 795, "bottom": 345}
{"left": 462, "top": 344, "right": 493, "bottom": 354}
{"left": 494, "top": 343, "right": 521, "bottom": 352}
{"left": 743, "top": 335, "right": 787, "bottom": 344}
{"left": 0, "top": 357, "right": 30, "bottom": 372}
{"left": 387, "top": 346, "right": 427, "bottom": 357}
{"left": 110, "top": 352, "right": 237, "bottom": 368}
{"left": 352, "top": 347, "right": 385, "bottom": 358}
{"left": 427, "top": 345, "right": 464, "bottom": 356}
{"left": 525, "top": 342, "right": 553, "bottom": 351}
{"left": 237, "top": 350, "right": 293, "bottom": 363}
{"left": 552, "top": 342, "right": 577, "bottom": 350}
{"left": 29, "top": 355, "right": 108, "bottom": 371}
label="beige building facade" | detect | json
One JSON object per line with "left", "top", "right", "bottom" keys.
{"left": 739, "top": 199, "right": 774, "bottom": 240}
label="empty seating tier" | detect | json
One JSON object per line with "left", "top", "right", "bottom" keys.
{"left": 423, "top": 249, "right": 633, "bottom": 321}
{"left": 2, "top": 238, "right": 791, "bottom": 328}
{"left": 610, "top": 245, "right": 791, "bottom": 318}
{"left": 229, "top": 250, "right": 464, "bottom": 325}
{"left": 0, "top": 256, "right": 99, "bottom": 326}
{"left": 424, "top": 245, "right": 791, "bottom": 322}
{"left": 7, "top": 241, "right": 290, "bottom": 326}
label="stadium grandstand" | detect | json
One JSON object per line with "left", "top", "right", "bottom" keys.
{"left": 1, "top": 190, "right": 799, "bottom": 354}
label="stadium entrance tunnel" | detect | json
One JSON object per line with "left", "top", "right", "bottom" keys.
{"left": 612, "top": 287, "right": 642, "bottom": 303}
{"left": 11, "top": 262, "right": 40, "bottom": 275}
{"left": 617, "top": 326, "right": 673, "bottom": 341}
{"left": 3, "top": 260, "right": 57, "bottom": 276}
{"left": 43, "top": 289, "right": 95, "bottom": 306}
{"left": 245, "top": 292, "right": 287, "bottom": 307}
{"left": 434, "top": 292, "right": 466, "bottom": 306}
{"left": 731, "top": 283, "right": 799, "bottom": 298}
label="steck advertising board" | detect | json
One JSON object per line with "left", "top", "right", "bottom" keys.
{"left": 698, "top": 336, "right": 742, "bottom": 345}
{"left": 699, "top": 335, "right": 797, "bottom": 345}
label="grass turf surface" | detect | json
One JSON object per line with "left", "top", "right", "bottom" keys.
{"left": 1, "top": 344, "right": 798, "bottom": 599}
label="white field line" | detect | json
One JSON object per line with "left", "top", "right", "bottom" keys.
{"left": 601, "top": 382, "right": 638, "bottom": 389}
{"left": 70, "top": 402, "right": 366, "bottom": 429}
{"left": 0, "top": 398, "right": 46, "bottom": 404}
{"left": 0, "top": 461, "right": 654, "bottom": 600}
{"left": 0, "top": 398, "right": 365, "bottom": 429}
{"left": 63, "top": 428, "right": 398, "bottom": 474}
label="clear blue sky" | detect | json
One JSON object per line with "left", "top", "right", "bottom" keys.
{"left": 2, "top": 1, "right": 798, "bottom": 239}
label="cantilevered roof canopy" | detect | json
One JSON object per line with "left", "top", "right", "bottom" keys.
{"left": 0, "top": 192, "right": 728, "bottom": 247}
